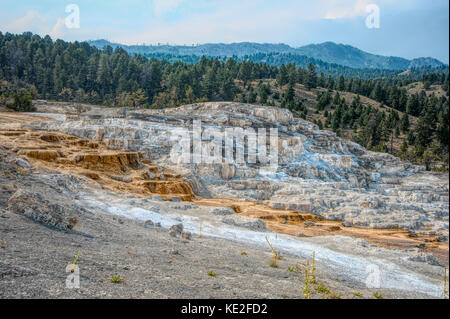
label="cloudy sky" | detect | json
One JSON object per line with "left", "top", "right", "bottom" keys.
{"left": 0, "top": 0, "right": 448, "bottom": 62}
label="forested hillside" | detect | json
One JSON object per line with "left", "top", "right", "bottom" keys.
{"left": 89, "top": 39, "right": 446, "bottom": 70}
{"left": 1, "top": 32, "right": 448, "bottom": 169}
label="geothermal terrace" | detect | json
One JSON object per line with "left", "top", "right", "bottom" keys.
{"left": 0, "top": 102, "right": 448, "bottom": 298}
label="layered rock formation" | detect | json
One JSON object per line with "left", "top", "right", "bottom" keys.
{"left": 0, "top": 127, "right": 195, "bottom": 201}
{"left": 29, "top": 102, "right": 448, "bottom": 238}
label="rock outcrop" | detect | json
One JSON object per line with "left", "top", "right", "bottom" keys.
{"left": 8, "top": 188, "right": 79, "bottom": 231}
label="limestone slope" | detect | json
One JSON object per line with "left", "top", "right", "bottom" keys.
{"left": 31, "top": 102, "right": 449, "bottom": 237}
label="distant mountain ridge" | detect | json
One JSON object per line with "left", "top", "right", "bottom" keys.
{"left": 88, "top": 40, "right": 446, "bottom": 71}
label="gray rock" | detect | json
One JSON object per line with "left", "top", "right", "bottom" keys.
{"left": 181, "top": 232, "right": 192, "bottom": 240}
{"left": 409, "top": 254, "right": 442, "bottom": 266}
{"left": 437, "top": 236, "right": 448, "bottom": 243}
{"left": 211, "top": 207, "right": 235, "bottom": 216}
{"left": 8, "top": 188, "right": 79, "bottom": 231}
{"left": 360, "top": 240, "right": 369, "bottom": 248}
{"left": 144, "top": 220, "right": 154, "bottom": 228}
{"left": 150, "top": 195, "right": 163, "bottom": 201}
{"left": 172, "top": 203, "right": 197, "bottom": 211}
{"left": 169, "top": 223, "right": 184, "bottom": 237}
{"left": 15, "top": 158, "right": 31, "bottom": 169}
{"left": 342, "top": 222, "right": 353, "bottom": 227}
{"left": 223, "top": 217, "right": 267, "bottom": 232}
{"left": 109, "top": 175, "right": 133, "bottom": 183}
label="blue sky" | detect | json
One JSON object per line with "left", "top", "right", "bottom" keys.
{"left": 0, "top": 0, "right": 448, "bottom": 62}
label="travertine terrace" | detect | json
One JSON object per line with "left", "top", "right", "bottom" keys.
{"left": 0, "top": 102, "right": 448, "bottom": 299}
{"left": 32, "top": 102, "right": 449, "bottom": 237}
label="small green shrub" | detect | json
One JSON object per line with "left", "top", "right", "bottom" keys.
{"left": 110, "top": 275, "right": 124, "bottom": 283}
{"left": 373, "top": 292, "right": 383, "bottom": 299}
{"left": 315, "top": 283, "right": 330, "bottom": 294}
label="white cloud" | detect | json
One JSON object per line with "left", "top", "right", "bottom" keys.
{"left": 4, "top": 10, "right": 103, "bottom": 42}
{"left": 7, "top": 10, "right": 48, "bottom": 34}
{"left": 49, "top": 18, "right": 67, "bottom": 40}
{"left": 6, "top": 10, "right": 69, "bottom": 39}
{"left": 152, "top": 0, "right": 186, "bottom": 16}
{"left": 322, "top": 0, "right": 373, "bottom": 19}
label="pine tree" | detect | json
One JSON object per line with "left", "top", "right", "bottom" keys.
{"left": 238, "top": 62, "right": 252, "bottom": 86}
{"left": 337, "top": 75, "right": 345, "bottom": 91}
{"left": 305, "top": 63, "right": 317, "bottom": 90}
{"left": 276, "top": 64, "right": 289, "bottom": 87}
{"left": 318, "top": 73, "right": 325, "bottom": 88}
{"left": 184, "top": 86, "right": 195, "bottom": 104}
{"left": 400, "top": 113, "right": 410, "bottom": 133}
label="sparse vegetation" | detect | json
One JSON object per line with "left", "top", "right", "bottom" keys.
{"left": 16, "top": 168, "right": 29, "bottom": 175}
{"left": 302, "top": 260, "right": 313, "bottom": 299}
{"left": 240, "top": 251, "right": 247, "bottom": 256}
{"left": 302, "top": 252, "right": 323, "bottom": 298}
{"left": 265, "top": 236, "right": 281, "bottom": 260}
{"left": 373, "top": 292, "right": 384, "bottom": 299}
{"left": 269, "top": 257, "right": 279, "bottom": 268}
{"left": 198, "top": 221, "right": 203, "bottom": 239}
{"left": 110, "top": 275, "right": 124, "bottom": 283}
{"left": 443, "top": 268, "right": 449, "bottom": 299}
{"left": 67, "top": 251, "right": 80, "bottom": 273}
{"left": 315, "top": 283, "right": 330, "bottom": 294}
{"left": 300, "top": 252, "right": 339, "bottom": 299}
{"left": 353, "top": 292, "right": 363, "bottom": 298}
{"left": 310, "top": 251, "right": 317, "bottom": 284}
{"left": 72, "top": 251, "right": 80, "bottom": 265}
{"left": 265, "top": 236, "right": 281, "bottom": 268}
{"left": 208, "top": 271, "right": 217, "bottom": 277}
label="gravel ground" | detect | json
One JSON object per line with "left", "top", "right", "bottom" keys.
{"left": 0, "top": 205, "right": 436, "bottom": 299}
